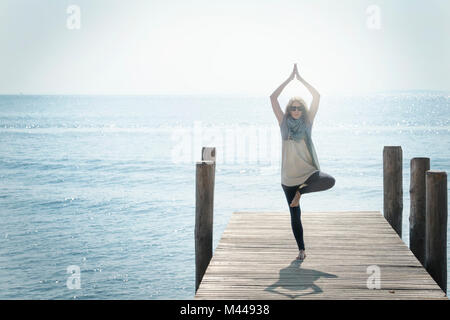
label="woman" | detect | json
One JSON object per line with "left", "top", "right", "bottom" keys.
{"left": 270, "top": 63, "right": 336, "bottom": 261}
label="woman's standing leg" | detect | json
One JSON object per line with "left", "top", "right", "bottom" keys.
{"left": 281, "top": 184, "right": 305, "bottom": 251}
{"left": 298, "top": 171, "right": 335, "bottom": 195}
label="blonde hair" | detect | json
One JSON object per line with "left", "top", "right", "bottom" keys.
{"left": 282, "top": 96, "right": 310, "bottom": 123}
{"left": 284, "top": 96, "right": 308, "bottom": 114}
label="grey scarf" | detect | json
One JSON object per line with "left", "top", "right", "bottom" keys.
{"left": 280, "top": 115, "right": 318, "bottom": 169}
{"left": 281, "top": 116, "right": 308, "bottom": 142}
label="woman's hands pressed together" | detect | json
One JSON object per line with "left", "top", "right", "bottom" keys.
{"left": 288, "top": 64, "right": 296, "bottom": 81}
{"left": 294, "top": 63, "right": 302, "bottom": 81}
{"left": 289, "top": 63, "right": 300, "bottom": 81}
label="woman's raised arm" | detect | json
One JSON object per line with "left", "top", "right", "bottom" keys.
{"left": 270, "top": 64, "right": 296, "bottom": 125}
{"left": 296, "top": 68, "right": 320, "bottom": 124}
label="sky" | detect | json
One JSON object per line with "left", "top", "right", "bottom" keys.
{"left": 0, "top": 0, "right": 448, "bottom": 95}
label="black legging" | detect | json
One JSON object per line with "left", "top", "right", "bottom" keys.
{"left": 281, "top": 171, "right": 336, "bottom": 251}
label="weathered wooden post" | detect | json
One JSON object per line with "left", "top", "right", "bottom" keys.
{"left": 425, "top": 170, "right": 447, "bottom": 294}
{"left": 195, "top": 147, "right": 216, "bottom": 293}
{"left": 409, "top": 157, "right": 430, "bottom": 266}
{"left": 383, "top": 146, "right": 403, "bottom": 237}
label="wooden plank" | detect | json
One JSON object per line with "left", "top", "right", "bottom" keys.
{"left": 194, "top": 211, "right": 448, "bottom": 300}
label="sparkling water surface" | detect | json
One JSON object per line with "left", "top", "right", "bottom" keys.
{"left": 0, "top": 92, "right": 449, "bottom": 299}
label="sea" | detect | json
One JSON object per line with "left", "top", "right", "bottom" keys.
{"left": 0, "top": 91, "right": 449, "bottom": 299}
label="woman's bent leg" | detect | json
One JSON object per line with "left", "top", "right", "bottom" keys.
{"left": 298, "top": 171, "right": 335, "bottom": 195}
{"left": 281, "top": 184, "right": 305, "bottom": 251}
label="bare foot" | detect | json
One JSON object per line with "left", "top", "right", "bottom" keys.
{"left": 296, "top": 250, "right": 306, "bottom": 260}
{"left": 290, "top": 191, "right": 301, "bottom": 207}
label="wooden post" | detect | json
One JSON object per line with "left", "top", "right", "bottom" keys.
{"left": 195, "top": 147, "right": 216, "bottom": 293}
{"left": 383, "top": 146, "right": 403, "bottom": 237}
{"left": 409, "top": 157, "right": 430, "bottom": 266}
{"left": 425, "top": 170, "right": 447, "bottom": 294}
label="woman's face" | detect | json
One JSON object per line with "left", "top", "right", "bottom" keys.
{"left": 289, "top": 101, "right": 303, "bottom": 119}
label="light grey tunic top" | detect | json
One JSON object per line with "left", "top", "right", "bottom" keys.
{"left": 280, "top": 119, "right": 321, "bottom": 187}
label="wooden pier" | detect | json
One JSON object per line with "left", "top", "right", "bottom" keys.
{"left": 194, "top": 210, "right": 448, "bottom": 300}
